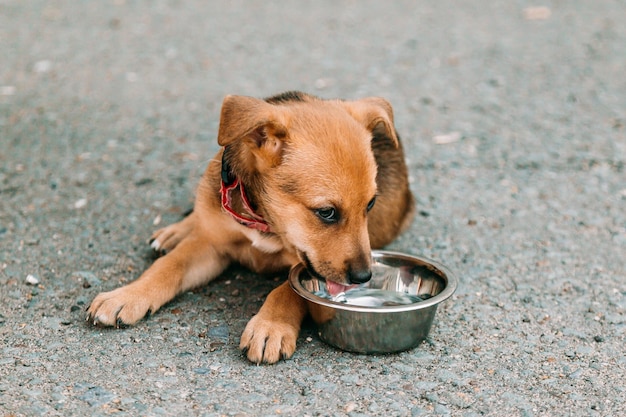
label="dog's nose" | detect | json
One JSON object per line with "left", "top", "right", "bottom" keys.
{"left": 348, "top": 268, "right": 372, "bottom": 284}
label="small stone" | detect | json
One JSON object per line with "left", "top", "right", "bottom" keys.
{"left": 340, "top": 374, "right": 359, "bottom": 385}
{"left": 344, "top": 401, "right": 358, "bottom": 413}
{"left": 368, "top": 401, "right": 381, "bottom": 413}
{"left": 43, "top": 317, "right": 64, "bottom": 330}
{"left": 1, "top": 86, "right": 16, "bottom": 96}
{"left": 568, "top": 369, "right": 583, "bottom": 380}
{"left": 432, "top": 131, "right": 461, "bottom": 144}
{"left": 314, "top": 78, "right": 333, "bottom": 90}
{"left": 411, "top": 406, "right": 428, "bottom": 416}
{"left": 74, "top": 198, "right": 88, "bottom": 209}
{"left": 208, "top": 325, "right": 229, "bottom": 341}
{"left": 0, "top": 357, "right": 15, "bottom": 366}
{"left": 33, "top": 60, "right": 52, "bottom": 73}
{"left": 73, "top": 271, "right": 101, "bottom": 288}
{"left": 593, "top": 335, "right": 605, "bottom": 343}
{"left": 125, "top": 72, "right": 138, "bottom": 82}
{"left": 26, "top": 274, "right": 40, "bottom": 285}
{"left": 8, "top": 290, "right": 22, "bottom": 299}
{"left": 523, "top": 6, "right": 551, "bottom": 20}
{"left": 209, "top": 341, "right": 225, "bottom": 352}
{"left": 78, "top": 386, "right": 117, "bottom": 406}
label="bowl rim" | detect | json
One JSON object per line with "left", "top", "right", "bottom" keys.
{"left": 289, "top": 250, "right": 458, "bottom": 313}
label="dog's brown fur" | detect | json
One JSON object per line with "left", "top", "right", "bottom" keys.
{"left": 87, "top": 91, "right": 414, "bottom": 364}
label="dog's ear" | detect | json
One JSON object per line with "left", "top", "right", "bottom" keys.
{"left": 343, "top": 97, "right": 398, "bottom": 147}
{"left": 217, "top": 95, "right": 288, "bottom": 170}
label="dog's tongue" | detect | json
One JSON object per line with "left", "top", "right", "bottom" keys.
{"left": 325, "top": 280, "right": 358, "bottom": 297}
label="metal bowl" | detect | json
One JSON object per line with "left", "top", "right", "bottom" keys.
{"left": 289, "top": 250, "right": 457, "bottom": 354}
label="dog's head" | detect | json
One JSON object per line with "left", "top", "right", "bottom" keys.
{"left": 217, "top": 92, "right": 398, "bottom": 292}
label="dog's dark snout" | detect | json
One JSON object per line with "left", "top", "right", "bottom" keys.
{"left": 348, "top": 269, "right": 372, "bottom": 284}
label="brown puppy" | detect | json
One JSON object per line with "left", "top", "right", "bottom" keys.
{"left": 87, "top": 91, "right": 414, "bottom": 364}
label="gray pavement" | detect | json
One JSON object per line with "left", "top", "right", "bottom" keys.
{"left": 1, "top": 1, "right": 625, "bottom": 416}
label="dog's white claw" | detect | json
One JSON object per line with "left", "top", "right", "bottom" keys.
{"left": 150, "top": 239, "right": 161, "bottom": 251}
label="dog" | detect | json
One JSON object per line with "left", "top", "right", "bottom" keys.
{"left": 87, "top": 91, "right": 415, "bottom": 364}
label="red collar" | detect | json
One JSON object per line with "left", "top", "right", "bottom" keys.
{"left": 220, "top": 161, "right": 271, "bottom": 234}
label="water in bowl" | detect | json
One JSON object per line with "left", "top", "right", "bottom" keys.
{"left": 314, "top": 287, "right": 429, "bottom": 307}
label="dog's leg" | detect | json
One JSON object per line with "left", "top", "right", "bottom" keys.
{"left": 240, "top": 281, "right": 308, "bottom": 364}
{"left": 87, "top": 234, "right": 228, "bottom": 326}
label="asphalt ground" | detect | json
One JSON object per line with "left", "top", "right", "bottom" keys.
{"left": 1, "top": 1, "right": 625, "bottom": 416}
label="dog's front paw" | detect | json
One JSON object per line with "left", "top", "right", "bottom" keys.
{"left": 87, "top": 286, "right": 156, "bottom": 327}
{"left": 149, "top": 220, "right": 192, "bottom": 254}
{"left": 240, "top": 314, "right": 299, "bottom": 364}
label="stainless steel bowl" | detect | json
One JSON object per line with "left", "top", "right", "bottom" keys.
{"left": 289, "top": 250, "right": 457, "bottom": 354}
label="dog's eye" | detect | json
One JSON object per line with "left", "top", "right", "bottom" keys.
{"left": 315, "top": 207, "right": 339, "bottom": 224}
{"left": 367, "top": 196, "right": 377, "bottom": 212}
